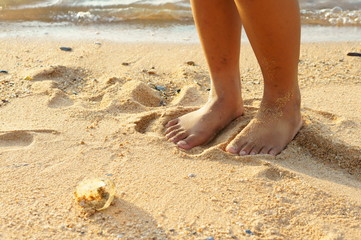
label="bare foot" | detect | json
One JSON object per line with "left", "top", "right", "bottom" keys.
{"left": 165, "top": 97, "right": 244, "bottom": 150}
{"left": 225, "top": 94, "right": 302, "bottom": 156}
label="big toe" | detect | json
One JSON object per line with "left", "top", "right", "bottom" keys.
{"left": 225, "top": 145, "right": 240, "bottom": 154}
{"left": 225, "top": 138, "right": 246, "bottom": 155}
{"left": 177, "top": 134, "right": 202, "bottom": 150}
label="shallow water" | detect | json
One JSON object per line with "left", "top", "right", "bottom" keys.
{"left": 1, "top": 0, "right": 361, "bottom": 26}
{"left": 0, "top": 0, "right": 360, "bottom": 42}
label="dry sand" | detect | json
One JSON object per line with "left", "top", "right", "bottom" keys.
{"left": 0, "top": 38, "right": 360, "bottom": 240}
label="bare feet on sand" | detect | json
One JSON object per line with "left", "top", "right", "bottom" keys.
{"left": 168, "top": 0, "right": 303, "bottom": 155}
{"left": 226, "top": 94, "right": 302, "bottom": 156}
{"left": 165, "top": 93, "right": 302, "bottom": 156}
{"left": 164, "top": 97, "right": 244, "bottom": 150}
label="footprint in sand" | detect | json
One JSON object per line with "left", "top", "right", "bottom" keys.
{"left": 31, "top": 65, "right": 86, "bottom": 82}
{"left": 0, "top": 130, "right": 59, "bottom": 150}
{"left": 28, "top": 65, "right": 87, "bottom": 107}
{"left": 295, "top": 108, "right": 361, "bottom": 176}
{"left": 30, "top": 65, "right": 87, "bottom": 92}
{"left": 0, "top": 131, "right": 34, "bottom": 148}
{"left": 133, "top": 112, "right": 162, "bottom": 134}
{"left": 99, "top": 80, "right": 163, "bottom": 113}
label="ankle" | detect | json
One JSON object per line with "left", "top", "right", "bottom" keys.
{"left": 206, "top": 94, "right": 244, "bottom": 117}
{"left": 209, "top": 92, "right": 243, "bottom": 107}
{"left": 262, "top": 87, "right": 300, "bottom": 108}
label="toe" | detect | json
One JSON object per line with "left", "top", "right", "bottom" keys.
{"left": 225, "top": 137, "right": 247, "bottom": 155}
{"left": 165, "top": 118, "right": 179, "bottom": 128}
{"left": 260, "top": 146, "right": 272, "bottom": 155}
{"left": 164, "top": 124, "right": 180, "bottom": 135}
{"left": 177, "top": 134, "right": 200, "bottom": 150}
{"left": 225, "top": 145, "right": 240, "bottom": 154}
{"left": 239, "top": 143, "right": 254, "bottom": 156}
{"left": 269, "top": 147, "right": 282, "bottom": 156}
{"left": 170, "top": 131, "right": 188, "bottom": 143}
{"left": 250, "top": 145, "right": 264, "bottom": 155}
{"left": 166, "top": 128, "right": 182, "bottom": 140}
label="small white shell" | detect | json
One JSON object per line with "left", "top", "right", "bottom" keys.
{"left": 74, "top": 178, "right": 115, "bottom": 211}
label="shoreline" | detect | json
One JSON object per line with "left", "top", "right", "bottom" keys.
{"left": 0, "top": 21, "right": 361, "bottom": 43}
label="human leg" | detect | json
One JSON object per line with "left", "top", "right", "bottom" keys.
{"left": 164, "top": 0, "right": 244, "bottom": 150}
{"left": 226, "top": 0, "right": 302, "bottom": 155}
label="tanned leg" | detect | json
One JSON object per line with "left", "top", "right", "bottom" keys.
{"left": 165, "top": 0, "right": 244, "bottom": 150}
{"left": 225, "top": 0, "right": 302, "bottom": 156}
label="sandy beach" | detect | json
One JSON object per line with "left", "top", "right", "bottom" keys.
{"left": 0, "top": 38, "right": 360, "bottom": 239}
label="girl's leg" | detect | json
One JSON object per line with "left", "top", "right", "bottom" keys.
{"left": 226, "top": 0, "right": 302, "bottom": 155}
{"left": 165, "top": 0, "right": 244, "bottom": 150}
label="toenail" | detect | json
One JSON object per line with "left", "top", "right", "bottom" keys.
{"left": 177, "top": 140, "right": 188, "bottom": 148}
{"left": 269, "top": 150, "right": 277, "bottom": 156}
{"left": 239, "top": 151, "right": 247, "bottom": 156}
{"left": 250, "top": 152, "right": 256, "bottom": 155}
{"left": 226, "top": 146, "right": 238, "bottom": 154}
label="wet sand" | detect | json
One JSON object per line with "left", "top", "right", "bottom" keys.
{"left": 0, "top": 38, "right": 360, "bottom": 239}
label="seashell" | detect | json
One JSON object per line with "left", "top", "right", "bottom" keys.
{"left": 74, "top": 178, "right": 115, "bottom": 211}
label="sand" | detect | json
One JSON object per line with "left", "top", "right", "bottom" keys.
{"left": 0, "top": 38, "right": 360, "bottom": 240}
